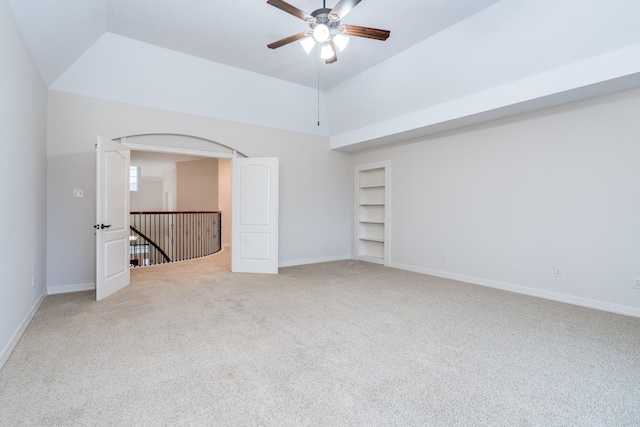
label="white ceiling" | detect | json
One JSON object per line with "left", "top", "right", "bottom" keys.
{"left": 131, "top": 151, "right": 206, "bottom": 178}
{"left": 6, "top": 0, "right": 501, "bottom": 89}
{"left": 7, "top": 0, "right": 640, "bottom": 151}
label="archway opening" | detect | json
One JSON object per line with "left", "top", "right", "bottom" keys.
{"left": 119, "top": 133, "right": 245, "bottom": 272}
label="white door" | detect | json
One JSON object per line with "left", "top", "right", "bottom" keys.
{"left": 231, "top": 158, "right": 279, "bottom": 273}
{"left": 95, "top": 135, "right": 131, "bottom": 300}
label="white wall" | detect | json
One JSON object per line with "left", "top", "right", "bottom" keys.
{"left": 47, "top": 91, "right": 353, "bottom": 289}
{"left": 0, "top": 0, "right": 47, "bottom": 367}
{"left": 352, "top": 88, "right": 640, "bottom": 316}
{"left": 47, "top": 153, "right": 96, "bottom": 292}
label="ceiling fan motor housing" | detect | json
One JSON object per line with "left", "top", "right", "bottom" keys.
{"left": 309, "top": 8, "right": 340, "bottom": 32}
{"left": 266, "top": 0, "right": 390, "bottom": 59}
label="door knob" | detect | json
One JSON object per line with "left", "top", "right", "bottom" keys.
{"left": 101, "top": 224, "right": 112, "bottom": 229}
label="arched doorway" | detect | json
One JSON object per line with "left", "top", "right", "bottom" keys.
{"left": 122, "top": 132, "right": 248, "bottom": 245}
{"left": 95, "top": 133, "right": 279, "bottom": 300}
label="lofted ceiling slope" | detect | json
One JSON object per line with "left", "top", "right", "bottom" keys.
{"left": 6, "top": 0, "right": 640, "bottom": 150}
{"left": 7, "top": 0, "right": 501, "bottom": 89}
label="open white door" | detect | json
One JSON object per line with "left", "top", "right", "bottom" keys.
{"left": 95, "top": 135, "right": 130, "bottom": 300}
{"left": 231, "top": 158, "right": 279, "bottom": 273}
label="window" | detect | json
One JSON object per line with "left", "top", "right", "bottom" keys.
{"left": 130, "top": 166, "right": 139, "bottom": 191}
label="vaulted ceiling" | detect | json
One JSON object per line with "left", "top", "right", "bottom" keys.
{"left": 6, "top": 0, "right": 640, "bottom": 151}
{"left": 6, "top": 0, "right": 501, "bottom": 89}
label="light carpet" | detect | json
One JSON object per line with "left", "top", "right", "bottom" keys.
{"left": 1, "top": 250, "right": 639, "bottom": 426}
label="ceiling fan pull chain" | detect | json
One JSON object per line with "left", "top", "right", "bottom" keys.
{"left": 317, "top": 47, "right": 321, "bottom": 126}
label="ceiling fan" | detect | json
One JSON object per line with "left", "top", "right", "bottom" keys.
{"left": 266, "top": 0, "right": 390, "bottom": 64}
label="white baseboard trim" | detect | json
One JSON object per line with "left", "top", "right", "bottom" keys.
{"left": 279, "top": 255, "right": 353, "bottom": 268}
{"left": 47, "top": 283, "right": 95, "bottom": 295}
{"left": 0, "top": 292, "right": 46, "bottom": 371}
{"left": 390, "top": 262, "right": 640, "bottom": 319}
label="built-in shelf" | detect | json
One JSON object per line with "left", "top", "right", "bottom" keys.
{"left": 354, "top": 161, "right": 390, "bottom": 266}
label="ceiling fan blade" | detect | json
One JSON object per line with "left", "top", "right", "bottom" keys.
{"left": 267, "top": 32, "right": 308, "bottom": 49}
{"left": 330, "top": 0, "right": 363, "bottom": 19}
{"left": 325, "top": 39, "right": 338, "bottom": 64}
{"left": 267, "top": 0, "right": 313, "bottom": 22}
{"left": 342, "top": 25, "right": 390, "bottom": 41}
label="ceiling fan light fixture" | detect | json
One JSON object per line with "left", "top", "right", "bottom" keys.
{"left": 313, "top": 24, "right": 330, "bottom": 43}
{"left": 333, "top": 33, "right": 349, "bottom": 52}
{"left": 266, "top": 0, "right": 391, "bottom": 65}
{"left": 320, "top": 43, "right": 334, "bottom": 60}
{"left": 300, "top": 36, "right": 315, "bottom": 54}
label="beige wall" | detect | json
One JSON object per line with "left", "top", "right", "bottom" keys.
{"left": 130, "top": 177, "right": 163, "bottom": 211}
{"left": 177, "top": 158, "right": 218, "bottom": 211}
{"left": 218, "top": 159, "right": 231, "bottom": 248}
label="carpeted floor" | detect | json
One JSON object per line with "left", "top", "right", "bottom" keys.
{"left": 1, "top": 250, "right": 639, "bottom": 426}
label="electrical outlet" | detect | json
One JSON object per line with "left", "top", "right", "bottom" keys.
{"left": 634, "top": 277, "right": 640, "bottom": 289}
{"left": 554, "top": 266, "right": 561, "bottom": 277}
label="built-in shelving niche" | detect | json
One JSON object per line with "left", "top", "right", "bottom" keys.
{"left": 354, "top": 161, "right": 390, "bottom": 265}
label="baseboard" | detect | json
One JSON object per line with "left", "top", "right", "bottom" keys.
{"left": 390, "top": 262, "right": 640, "bottom": 319}
{"left": 0, "top": 292, "right": 46, "bottom": 371}
{"left": 47, "top": 283, "right": 95, "bottom": 295}
{"left": 279, "top": 255, "right": 353, "bottom": 268}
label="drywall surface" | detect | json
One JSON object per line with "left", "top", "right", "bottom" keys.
{"left": 0, "top": 0, "right": 47, "bottom": 367}
{"left": 177, "top": 159, "right": 218, "bottom": 211}
{"left": 352, "top": 88, "right": 640, "bottom": 316}
{"left": 130, "top": 177, "right": 163, "bottom": 212}
{"left": 46, "top": 91, "right": 352, "bottom": 289}
{"left": 51, "top": 33, "right": 329, "bottom": 137}
{"left": 46, "top": 152, "right": 96, "bottom": 291}
{"left": 218, "top": 159, "right": 231, "bottom": 248}
{"left": 328, "top": 0, "right": 640, "bottom": 149}
{"left": 163, "top": 168, "right": 177, "bottom": 211}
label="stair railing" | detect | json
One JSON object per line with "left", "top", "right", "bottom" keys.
{"left": 129, "top": 211, "right": 222, "bottom": 267}
{"left": 129, "top": 225, "right": 171, "bottom": 266}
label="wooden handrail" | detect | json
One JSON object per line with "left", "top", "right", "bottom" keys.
{"left": 129, "top": 225, "right": 171, "bottom": 263}
{"left": 129, "top": 211, "right": 221, "bottom": 266}
{"left": 130, "top": 211, "right": 221, "bottom": 215}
